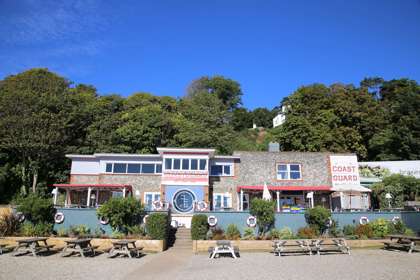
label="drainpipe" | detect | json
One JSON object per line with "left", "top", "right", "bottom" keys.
{"left": 240, "top": 189, "right": 243, "bottom": 211}
{"left": 87, "top": 187, "right": 92, "bottom": 208}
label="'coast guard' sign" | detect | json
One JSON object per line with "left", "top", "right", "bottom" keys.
{"left": 330, "top": 155, "right": 360, "bottom": 188}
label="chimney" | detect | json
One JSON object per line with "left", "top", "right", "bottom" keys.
{"left": 268, "top": 142, "right": 280, "bottom": 152}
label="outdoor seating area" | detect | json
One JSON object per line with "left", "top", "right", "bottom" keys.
{"left": 383, "top": 235, "right": 420, "bottom": 253}
{"left": 272, "top": 238, "right": 350, "bottom": 256}
{"left": 13, "top": 237, "right": 54, "bottom": 257}
{"left": 61, "top": 238, "right": 97, "bottom": 257}
{"left": 208, "top": 240, "right": 240, "bottom": 259}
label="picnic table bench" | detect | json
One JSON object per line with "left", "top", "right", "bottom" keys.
{"left": 313, "top": 238, "right": 350, "bottom": 255}
{"left": 61, "top": 238, "right": 97, "bottom": 257}
{"left": 273, "top": 240, "right": 312, "bottom": 256}
{"left": 208, "top": 240, "right": 239, "bottom": 259}
{"left": 384, "top": 235, "right": 420, "bottom": 253}
{"left": 13, "top": 237, "right": 53, "bottom": 257}
{"left": 108, "top": 240, "right": 143, "bottom": 258}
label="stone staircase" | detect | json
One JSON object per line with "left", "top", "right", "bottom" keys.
{"left": 172, "top": 227, "right": 192, "bottom": 250}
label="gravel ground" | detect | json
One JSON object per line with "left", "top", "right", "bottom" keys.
{"left": 176, "top": 250, "right": 420, "bottom": 280}
{"left": 1, "top": 249, "right": 419, "bottom": 280}
{"left": 0, "top": 252, "right": 160, "bottom": 280}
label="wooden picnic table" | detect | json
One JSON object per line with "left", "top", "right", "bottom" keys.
{"left": 384, "top": 235, "right": 420, "bottom": 253}
{"left": 13, "top": 237, "right": 53, "bottom": 257}
{"left": 273, "top": 240, "right": 312, "bottom": 256}
{"left": 312, "top": 238, "right": 350, "bottom": 255}
{"left": 61, "top": 238, "right": 96, "bottom": 257}
{"left": 208, "top": 240, "right": 239, "bottom": 259}
{"left": 108, "top": 240, "right": 143, "bottom": 258}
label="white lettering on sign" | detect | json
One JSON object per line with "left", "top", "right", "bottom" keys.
{"left": 330, "top": 155, "right": 360, "bottom": 188}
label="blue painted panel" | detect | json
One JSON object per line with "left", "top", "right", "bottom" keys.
{"left": 53, "top": 208, "right": 113, "bottom": 235}
{"left": 197, "top": 211, "right": 420, "bottom": 234}
{"left": 165, "top": 185, "right": 204, "bottom": 213}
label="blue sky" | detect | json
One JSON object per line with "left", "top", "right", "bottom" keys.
{"left": 1, "top": 0, "right": 419, "bottom": 109}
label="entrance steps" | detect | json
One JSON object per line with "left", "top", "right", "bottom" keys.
{"left": 172, "top": 228, "right": 192, "bottom": 250}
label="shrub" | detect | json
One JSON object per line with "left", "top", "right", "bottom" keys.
{"left": 16, "top": 194, "right": 55, "bottom": 224}
{"left": 57, "top": 228, "right": 68, "bottom": 237}
{"left": 370, "top": 218, "right": 390, "bottom": 238}
{"left": 270, "top": 227, "right": 294, "bottom": 240}
{"left": 225, "top": 224, "right": 241, "bottom": 240}
{"left": 0, "top": 212, "right": 20, "bottom": 236}
{"left": 404, "top": 228, "right": 415, "bottom": 236}
{"left": 145, "top": 213, "right": 169, "bottom": 240}
{"left": 343, "top": 225, "right": 356, "bottom": 236}
{"left": 242, "top": 228, "right": 256, "bottom": 240}
{"left": 304, "top": 206, "right": 331, "bottom": 234}
{"left": 191, "top": 214, "right": 209, "bottom": 240}
{"left": 97, "top": 197, "right": 144, "bottom": 232}
{"left": 69, "top": 224, "right": 91, "bottom": 237}
{"left": 127, "top": 225, "right": 146, "bottom": 237}
{"left": 387, "top": 220, "right": 406, "bottom": 235}
{"left": 355, "top": 224, "right": 373, "bottom": 239}
{"left": 249, "top": 198, "right": 276, "bottom": 235}
{"left": 297, "top": 226, "right": 318, "bottom": 239}
{"left": 20, "top": 222, "right": 53, "bottom": 237}
{"left": 211, "top": 227, "right": 225, "bottom": 240}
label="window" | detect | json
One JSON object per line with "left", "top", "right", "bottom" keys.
{"left": 105, "top": 163, "right": 112, "bottom": 173}
{"left": 144, "top": 192, "right": 161, "bottom": 210}
{"left": 165, "top": 158, "right": 172, "bottom": 170}
{"left": 213, "top": 193, "right": 232, "bottom": 210}
{"left": 199, "top": 159, "right": 207, "bottom": 170}
{"left": 173, "top": 190, "right": 195, "bottom": 213}
{"left": 106, "top": 162, "right": 162, "bottom": 174}
{"left": 191, "top": 159, "right": 198, "bottom": 170}
{"left": 164, "top": 158, "right": 207, "bottom": 171}
{"left": 173, "top": 159, "right": 181, "bottom": 170}
{"left": 182, "top": 159, "right": 189, "bottom": 170}
{"left": 142, "top": 163, "right": 155, "bottom": 174}
{"left": 210, "top": 164, "right": 232, "bottom": 176}
{"left": 127, "top": 164, "right": 141, "bottom": 173}
{"left": 113, "top": 163, "right": 127, "bottom": 173}
{"left": 277, "top": 164, "right": 302, "bottom": 180}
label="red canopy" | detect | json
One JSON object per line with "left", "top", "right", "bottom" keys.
{"left": 52, "top": 184, "right": 132, "bottom": 192}
{"left": 237, "top": 185, "right": 331, "bottom": 192}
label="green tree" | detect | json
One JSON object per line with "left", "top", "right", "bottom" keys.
{"left": 371, "top": 174, "right": 420, "bottom": 209}
{"left": 249, "top": 198, "right": 276, "bottom": 235}
{"left": 187, "top": 75, "right": 243, "bottom": 110}
{"left": 251, "top": 108, "right": 276, "bottom": 128}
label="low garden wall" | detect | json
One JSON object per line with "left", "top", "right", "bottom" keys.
{"left": 196, "top": 211, "right": 420, "bottom": 234}
{"left": 1, "top": 236, "right": 166, "bottom": 253}
{"left": 192, "top": 239, "right": 388, "bottom": 253}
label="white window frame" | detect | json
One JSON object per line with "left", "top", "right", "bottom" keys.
{"left": 104, "top": 162, "right": 162, "bottom": 174}
{"left": 277, "top": 163, "right": 302, "bottom": 180}
{"left": 213, "top": 193, "right": 232, "bottom": 210}
{"left": 163, "top": 157, "right": 208, "bottom": 171}
{"left": 144, "top": 192, "right": 161, "bottom": 208}
{"left": 210, "top": 163, "right": 234, "bottom": 176}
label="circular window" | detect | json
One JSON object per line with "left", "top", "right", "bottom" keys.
{"left": 173, "top": 190, "right": 195, "bottom": 213}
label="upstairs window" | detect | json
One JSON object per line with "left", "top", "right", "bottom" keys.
{"left": 163, "top": 158, "right": 208, "bottom": 171}
{"left": 277, "top": 164, "right": 302, "bottom": 180}
{"left": 210, "top": 164, "right": 232, "bottom": 176}
{"left": 106, "top": 162, "right": 162, "bottom": 174}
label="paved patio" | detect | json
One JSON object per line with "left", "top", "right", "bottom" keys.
{"left": 0, "top": 249, "right": 419, "bottom": 280}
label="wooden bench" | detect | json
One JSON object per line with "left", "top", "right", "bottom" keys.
{"left": 108, "top": 240, "right": 143, "bottom": 258}
{"left": 209, "top": 240, "right": 239, "bottom": 259}
{"left": 273, "top": 240, "right": 312, "bottom": 256}
{"left": 61, "top": 238, "right": 97, "bottom": 257}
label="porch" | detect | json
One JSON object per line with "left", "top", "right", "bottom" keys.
{"left": 51, "top": 184, "right": 133, "bottom": 208}
{"left": 236, "top": 185, "right": 331, "bottom": 213}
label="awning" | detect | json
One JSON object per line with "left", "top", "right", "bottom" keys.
{"left": 52, "top": 184, "right": 132, "bottom": 192}
{"left": 237, "top": 185, "right": 331, "bottom": 192}
{"left": 330, "top": 185, "right": 372, "bottom": 193}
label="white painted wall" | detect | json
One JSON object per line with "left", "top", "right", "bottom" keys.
{"left": 71, "top": 158, "right": 101, "bottom": 174}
